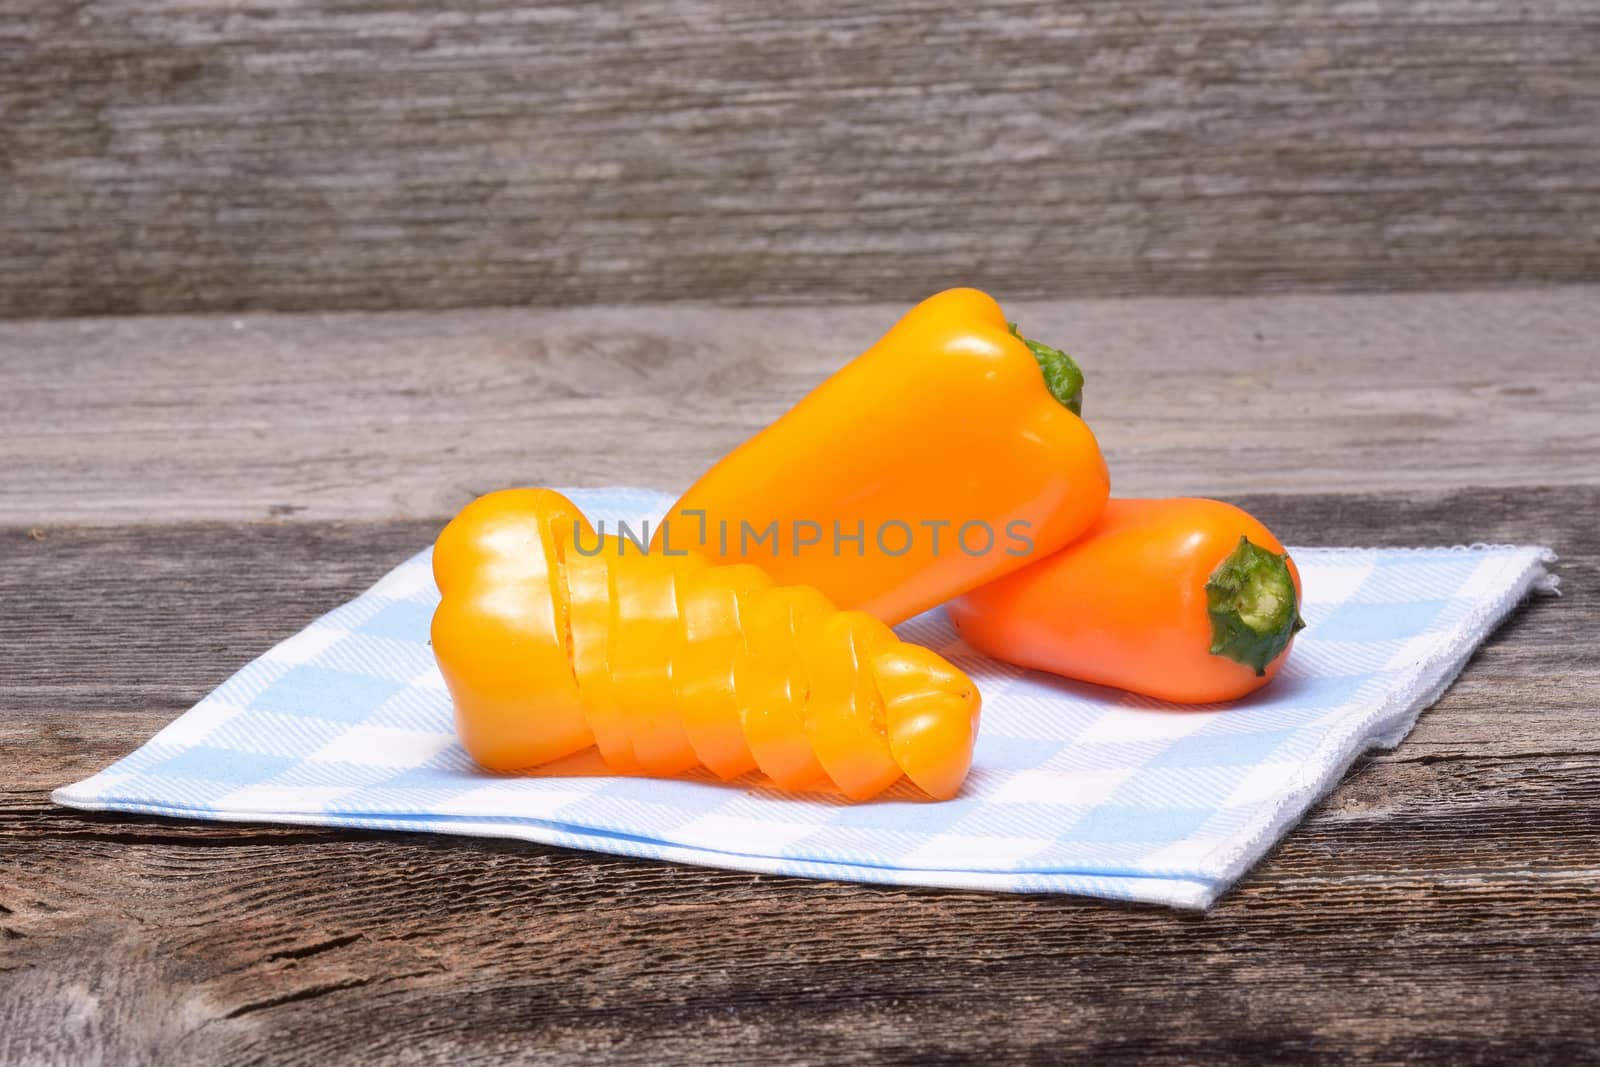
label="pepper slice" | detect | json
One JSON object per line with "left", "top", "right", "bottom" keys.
{"left": 734, "top": 586, "right": 835, "bottom": 791}
{"left": 609, "top": 548, "right": 705, "bottom": 776}
{"left": 430, "top": 490, "right": 592, "bottom": 771}
{"left": 873, "top": 644, "right": 982, "bottom": 801}
{"left": 674, "top": 564, "right": 771, "bottom": 779}
{"left": 563, "top": 533, "right": 638, "bottom": 774}
{"left": 801, "top": 612, "right": 905, "bottom": 802}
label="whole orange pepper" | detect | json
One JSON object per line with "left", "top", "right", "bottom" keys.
{"left": 948, "top": 498, "right": 1305, "bottom": 704}
{"left": 653, "top": 288, "right": 1110, "bottom": 625}
{"left": 432, "top": 488, "right": 982, "bottom": 800}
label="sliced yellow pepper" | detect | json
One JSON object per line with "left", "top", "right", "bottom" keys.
{"left": 431, "top": 489, "right": 982, "bottom": 801}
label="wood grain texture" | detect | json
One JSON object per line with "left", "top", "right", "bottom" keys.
{"left": 4, "top": 286, "right": 1598, "bottom": 525}
{"left": 2, "top": 487, "right": 1596, "bottom": 1063}
{"left": 3, "top": 1, "right": 1598, "bottom": 319}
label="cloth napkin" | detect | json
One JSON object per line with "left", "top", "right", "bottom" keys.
{"left": 54, "top": 488, "right": 1555, "bottom": 909}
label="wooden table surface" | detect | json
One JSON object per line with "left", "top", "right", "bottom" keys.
{"left": 8, "top": 2, "right": 1600, "bottom": 320}
{"left": 3, "top": 289, "right": 1597, "bottom": 1063}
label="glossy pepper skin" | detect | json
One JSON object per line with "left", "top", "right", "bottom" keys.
{"left": 948, "top": 499, "right": 1304, "bottom": 704}
{"left": 431, "top": 489, "right": 982, "bottom": 801}
{"left": 652, "top": 288, "right": 1110, "bottom": 625}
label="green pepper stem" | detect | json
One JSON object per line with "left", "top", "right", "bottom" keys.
{"left": 1008, "top": 322, "right": 1084, "bottom": 416}
{"left": 1204, "top": 536, "right": 1305, "bottom": 676}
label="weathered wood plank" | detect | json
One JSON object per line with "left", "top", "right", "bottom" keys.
{"left": 2, "top": 1, "right": 1597, "bottom": 318}
{"left": 3, "top": 288, "right": 1597, "bottom": 524}
{"left": 2, "top": 807, "right": 1597, "bottom": 1065}
{"left": 1, "top": 487, "right": 1594, "bottom": 1062}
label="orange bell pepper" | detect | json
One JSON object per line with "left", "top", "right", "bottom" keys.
{"left": 653, "top": 288, "right": 1110, "bottom": 625}
{"left": 431, "top": 488, "right": 982, "bottom": 800}
{"left": 948, "top": 498, "right": 1304, "bottom": 704}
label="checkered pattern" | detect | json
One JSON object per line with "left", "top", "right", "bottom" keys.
{"left": 54, "top": 488, "right": 1555, "bottom": 909}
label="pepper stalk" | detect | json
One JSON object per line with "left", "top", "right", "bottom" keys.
{"left": 1008, "top": 322, "right": 1084, "bottom": 416}
{"left": 1204, "top": 536, "right": 1305, "bottom": 676}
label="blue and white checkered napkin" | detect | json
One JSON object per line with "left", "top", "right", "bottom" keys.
{"left": 55, "top": 488, "right": 1555, "bottom": 909}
